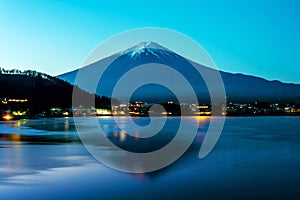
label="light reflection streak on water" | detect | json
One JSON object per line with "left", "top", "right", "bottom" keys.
{"left": 119, "top": 131, "right": 127, "bottom": 142}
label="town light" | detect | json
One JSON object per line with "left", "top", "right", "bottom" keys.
{"left": 2, "top": 114, "right": 14, "bottom": 120}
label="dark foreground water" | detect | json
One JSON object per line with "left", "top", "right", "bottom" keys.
{"left": 0, "top": 116, "right": 299, "bottom": 199}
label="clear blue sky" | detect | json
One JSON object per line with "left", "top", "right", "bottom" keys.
{"left": 0, "top": 0, "right": 299, "bottom": 83}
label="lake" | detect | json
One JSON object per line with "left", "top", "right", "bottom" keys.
{"left": 0, "top": 116, "right": 300, "bottom": 199}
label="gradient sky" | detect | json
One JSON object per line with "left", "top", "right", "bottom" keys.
{"left": 0, "top": 0, "right": 299, "bottom": 83}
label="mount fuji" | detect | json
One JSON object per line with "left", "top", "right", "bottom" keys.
{"left": 58, "top": 41, "right": 300, "bottom": 103}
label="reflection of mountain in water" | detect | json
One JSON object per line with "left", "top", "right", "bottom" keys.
{"left": 1, "top": 117, "right": 300, "bottom": 199}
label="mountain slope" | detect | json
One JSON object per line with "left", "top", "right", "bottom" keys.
{"left": 58, "top": 42, "right": 300, "bottom": 103}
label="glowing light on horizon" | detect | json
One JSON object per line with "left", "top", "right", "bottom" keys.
{"left": 2, "top": 114, "right": 14, "bottom": 120}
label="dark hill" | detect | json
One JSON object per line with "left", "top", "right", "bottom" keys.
{"left": 0, "top": 71, "right": 110, "bottom": 115}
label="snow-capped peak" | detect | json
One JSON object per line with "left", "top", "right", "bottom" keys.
{"left": 122, "top": 41, "right": 171, "bottom": 58}
{"left": 137, "top": 41, "right": 165, "bottom": 49}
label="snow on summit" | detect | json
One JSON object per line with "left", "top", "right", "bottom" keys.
{"left": 121, "top": 41, "right": 171, "bottom": 58}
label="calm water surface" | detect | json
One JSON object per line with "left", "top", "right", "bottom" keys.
{"left": 0, "top": 116, "right": 299, "bottom": 199}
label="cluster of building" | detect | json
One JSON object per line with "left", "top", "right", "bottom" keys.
{"left": 225, "top": 101, "right": 300, "bottom": 115}
{"left": 112, "top": 101, "right": 212, "bottom": 116}
{"left": 0, "top": 97, "right": 30, "bottom": 120}
{"left": 1, "top": 97, "right": 300, "bottom": 120}
{"left": 112, "top": 101, "right": 300, "bottom": 116}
